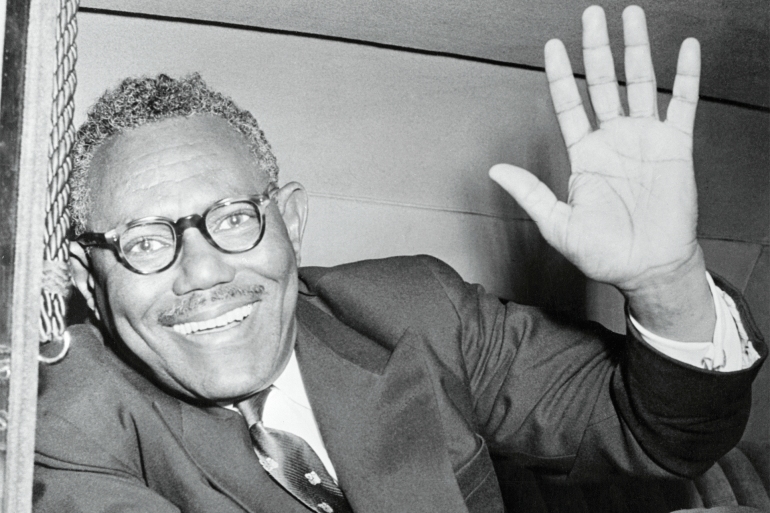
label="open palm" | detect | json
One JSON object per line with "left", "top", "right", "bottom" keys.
{"left": 491, "top": 6, "right": 701, "bottom": 292}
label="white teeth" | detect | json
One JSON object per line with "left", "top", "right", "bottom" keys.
{"left": 172, "top": 303, "right": 255, "bottom": 336}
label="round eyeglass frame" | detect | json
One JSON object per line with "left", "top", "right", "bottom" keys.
{"left": 76, "top": 190, "right": 275, "bottom": 275}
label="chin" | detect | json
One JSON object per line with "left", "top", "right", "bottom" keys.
{"left": 187, "top": 376, "right": 260, "bottom": 404}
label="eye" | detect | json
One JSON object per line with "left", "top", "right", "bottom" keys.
{"left": 124, "top": 237, "right": 172, "bottom": 255}
{"left": 213, "top": 209, "right": 258, "bottom": 232}
{"left": 220, "top": 213, "right": 252, "bottom": 230}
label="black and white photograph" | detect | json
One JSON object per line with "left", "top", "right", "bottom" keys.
{"left": 0, "top": 1, "right": 767, "bottom": 512}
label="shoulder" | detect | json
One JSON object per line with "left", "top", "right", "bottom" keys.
{"left": 38, "top": 324, "right": 130, "bottom": 416}
{"left": 299, "top": 254, "right": 465, "bottom": 297}
{"left": 38, "top": 323, "right": 159, "bottom": 408}
{"left": 298, "top": 255, "right": 484, "bottom": 346}
{"left": 36, "top": 324, "right": 157, "bottom": 473}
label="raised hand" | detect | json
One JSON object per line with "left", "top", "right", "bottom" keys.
{"left": 491, "top": 5, "right": 715, "bottom": 340}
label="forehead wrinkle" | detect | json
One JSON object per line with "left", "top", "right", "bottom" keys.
{"left": 131, "top": 172, "right": 221, "bottom": 192}
{"left": 127, "top": 155, "right": 255, "bottom": 193}
{"left": 109, "top": 139, "right": 258, "bottom": 193}
{"left": 95, "top": 144, "right": 257, "bottom": 196}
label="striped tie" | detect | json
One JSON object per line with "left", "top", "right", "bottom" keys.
{"left": 237, "top": 388, "right": 353, "bottom": 513}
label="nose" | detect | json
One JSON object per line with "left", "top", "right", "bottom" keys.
{"left": 171, "top": 228, "right": 236, "bottom": 295}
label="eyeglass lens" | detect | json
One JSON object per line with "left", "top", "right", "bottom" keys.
{"left": 205, "top": 201, "right": 263, "bottom": 251}
{"left": 120, "top": 201, "right": 263, "bottom": 273}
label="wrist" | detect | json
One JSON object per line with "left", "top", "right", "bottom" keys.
{"left": 624, "top": 248, "right": 716, "bottom": 342}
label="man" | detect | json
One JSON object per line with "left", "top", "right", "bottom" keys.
{"left": 34, "top": 5, "right": 765, "bottom": 513}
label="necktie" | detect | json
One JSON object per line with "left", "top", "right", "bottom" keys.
{"left": 237, "top": 388, "right": 353, "bottom": 513}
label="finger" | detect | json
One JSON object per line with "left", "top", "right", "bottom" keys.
{"left": 489, "top": 164, "right": 570, "bottom": 246}
{"left": 623, "top": 6, "right": 658, "bottom": 118}
{"left": 545, "top": 39, "right": 592, "bottom": 149}
{"left": 582, "top": 6, "right": 624, "bottom": 125}
{"left": 666, "top": 38, "right": 700, "bottom": 136}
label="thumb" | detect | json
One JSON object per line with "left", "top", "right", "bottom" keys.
{"left": 489, "top": 163, "right": 570, "bottom": 246}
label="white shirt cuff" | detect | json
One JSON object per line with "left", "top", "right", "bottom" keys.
{"left": 629, "top": 272, "right": 760, "bottom": 372}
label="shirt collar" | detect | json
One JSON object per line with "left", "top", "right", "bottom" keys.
{"left": 223, "top": 349, "right": 311, "bottom": 413}
{"left": 270, "top": 349, "right": 311, "bottom": 409}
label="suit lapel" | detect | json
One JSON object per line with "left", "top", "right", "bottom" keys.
{"left": 296, "top": 298, "right": 469, "bottom": 513}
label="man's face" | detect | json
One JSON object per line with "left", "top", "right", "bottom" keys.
{"left": 77, "top": 115, "right": 306, "bottom": 403}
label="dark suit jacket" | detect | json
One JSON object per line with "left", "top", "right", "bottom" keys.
{"left": 34, "top": 256, "right": 766, "bottom": 512}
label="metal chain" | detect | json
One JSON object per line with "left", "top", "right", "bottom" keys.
{"left": 39, "top": 0, "right": 79, "bottom": 364}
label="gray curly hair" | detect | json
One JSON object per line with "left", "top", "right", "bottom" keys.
{"left": 69, "top": 73, "right": 279, "bottom": 236}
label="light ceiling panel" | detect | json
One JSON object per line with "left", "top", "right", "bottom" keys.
{"left": 81, "top": 0, "right": 768, "bottom": 108}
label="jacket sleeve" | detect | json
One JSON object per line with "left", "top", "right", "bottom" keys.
{"left": 34, "top": 414, "right": 181, "bottom": 513}
{"left": 34, "top": 467, "right": 181, "bottom": 513}
{"left": 418, "top": 256, "right": 767, "bottom": 481}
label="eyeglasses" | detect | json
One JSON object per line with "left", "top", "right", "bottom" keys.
{"left": 77, "top": 189, "right": 276, "bottom": 275}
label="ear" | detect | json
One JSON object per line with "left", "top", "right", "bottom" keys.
{"left": 68, "top": 241, "right": 101, "bottom": 321}
{"left": 273, "top": 181, "right": 308, "bottom": 265}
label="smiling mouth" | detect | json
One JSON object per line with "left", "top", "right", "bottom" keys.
{"left": 172, "top": 302, "right": 255, "bottom": 336}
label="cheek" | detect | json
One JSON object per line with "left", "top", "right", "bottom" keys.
{"left": 94, "top": 262, "right": 163, "bottom": 335}
{"left": 251, "top": 223, "right": 299, "bottom": 282}
{"left": 105, "top": 271, "right": 168, "bottom": 327}
{"left": 98, "top": 266, "right": 176, "bottom": 364}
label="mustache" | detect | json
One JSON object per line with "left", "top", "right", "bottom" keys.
{"left": 157, "top": 284, "right": 265, "bottom": 325}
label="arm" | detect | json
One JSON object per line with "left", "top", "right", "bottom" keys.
{"left": 300, "top": 254, "right": 764, "bottom": 480}
{"left": 418, "top": 256, "right": 766, "bottom": 481}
